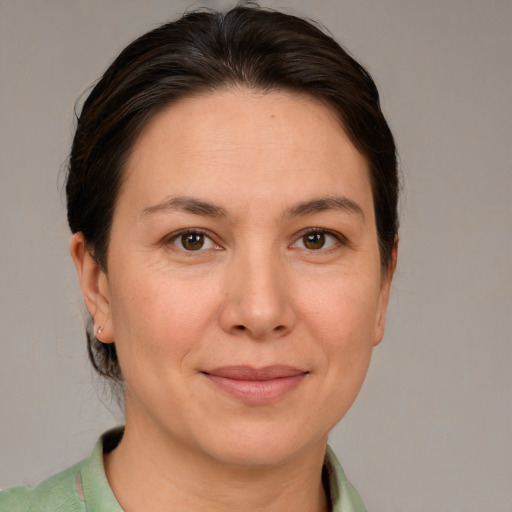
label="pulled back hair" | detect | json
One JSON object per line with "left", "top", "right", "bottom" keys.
{"left": 66, "top": 5, "right": 399, "bottom": 386}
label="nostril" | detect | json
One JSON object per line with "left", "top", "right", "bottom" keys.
{"left": 275, "top": 325, "right": 285, "bottom": 331}
{"left": 235, "top": 325, "right": 246, "bottom": 331}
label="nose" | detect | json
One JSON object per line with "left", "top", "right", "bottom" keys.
{"left": 218, "top": 250, "right": 297, "bottom": 340}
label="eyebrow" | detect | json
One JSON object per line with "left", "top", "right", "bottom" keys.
{"left": 141, "top": 196, "right": 228, "bottom": 219}
{"left": 285, "top": 196, "right": 365, "bottom": 221}
{"left": 141, "top": 194, "right": 364, "bottom": 221}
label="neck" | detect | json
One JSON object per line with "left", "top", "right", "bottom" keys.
{"left": 104, "top": 418, "right": 330, "bottom": 512}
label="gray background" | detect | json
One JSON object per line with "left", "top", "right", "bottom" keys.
{"left": 1, "top": 1, "right": 511, "bottom": 510}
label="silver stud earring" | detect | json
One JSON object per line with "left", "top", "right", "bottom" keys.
{"left": 97, "top": 326, "right": 104, "bottom": 335}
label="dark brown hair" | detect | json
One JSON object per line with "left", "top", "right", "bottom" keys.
{"left": 66, "top": 5, "right": 399, "bottom": 386}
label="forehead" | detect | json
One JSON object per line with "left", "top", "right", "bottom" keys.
{"left": 120, "top": 88, "right": 373, "bottom": 217}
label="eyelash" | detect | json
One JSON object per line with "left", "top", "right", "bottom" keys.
{"left": 164, "top": 228, "right": 220, "bottom": 252}
{"left": 291, "top": 228, "right": 349, "bottom": 252}
{"left": 163, "top": 227, "right": 348, "bottom": 253}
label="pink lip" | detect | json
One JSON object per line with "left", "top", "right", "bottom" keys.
{"left": 202, "top": 366, "right": 308, "bottom": 403}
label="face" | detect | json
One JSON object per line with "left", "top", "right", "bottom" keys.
{"left": 75, "top": 89, "right": 394, "bottom": 467}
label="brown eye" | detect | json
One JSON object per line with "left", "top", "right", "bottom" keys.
{"left": 181, "top": 232, "right": 205, "bottom": 250}
{"left": 302, "top": 232, "right": 326, "bottom": 250}
{"left": 291, "top": 230, "right": 341, "bottom": 252}
{"left": 168, "top": 230, "right": 219, "bottom": 252}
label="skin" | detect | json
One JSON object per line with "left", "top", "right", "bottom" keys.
{"left": 71, "top": 88, "right": 396, "bottom": 512}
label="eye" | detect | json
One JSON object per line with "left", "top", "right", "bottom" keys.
{"left": 168, "top": 230, "right": 219, "bottom": 251}
{"left": 292, "top": 230, "right": 341, "bottom": 251}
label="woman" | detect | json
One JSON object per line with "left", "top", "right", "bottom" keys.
{"left": 1, "top": 5, "right": 398, "bottom": 512}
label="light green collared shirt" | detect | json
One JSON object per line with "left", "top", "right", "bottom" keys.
{"left": 0, "top": 428, "right": 366, "bottom": 512}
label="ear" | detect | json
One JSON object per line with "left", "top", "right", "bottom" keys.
{"left": 374, "top": 236, "right": 398, "bottom": 347}
{"left": 70, "top": 233, "right": 114, "bottom": 343}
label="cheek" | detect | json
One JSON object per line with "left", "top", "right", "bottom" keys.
{"left": 300, "top": 267, "right": 381, "bottom": 342}
{"left": 300, "top": 271, "right": 380, "bottom": 390}
{"left": 107, "top": 265, "right": 221, "bottom": 379}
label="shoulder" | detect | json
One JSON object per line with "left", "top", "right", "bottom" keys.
{"left": 0, "top": 427, "right": 124, "bottom": 512}
{"left": 0, "top": 460, "right": 85, "bottom": 512}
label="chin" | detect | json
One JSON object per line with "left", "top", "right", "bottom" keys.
{"left": 197, "top": 420, "right": 328, "bottom": 469}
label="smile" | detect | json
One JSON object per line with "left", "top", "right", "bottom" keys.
{"left": 202, "top": 366, "right": 308, "bottom": 404}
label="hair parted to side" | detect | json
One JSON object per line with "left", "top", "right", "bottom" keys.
{"left": 66, "top": 4, "right": 399, "bottom": 387}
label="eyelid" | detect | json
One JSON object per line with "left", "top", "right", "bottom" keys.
{"left": 163, "top": 228, "right": 222, "bottom": 250}
{"left": 161, "top": 227, "right": 349, "bottom": 252}
{"left": 290, "top": 227, "right": 350, "bottom": 250}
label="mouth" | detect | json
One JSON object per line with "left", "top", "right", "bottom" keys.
{"left": 201, "top": 366, "right": 308, "bottom": 403}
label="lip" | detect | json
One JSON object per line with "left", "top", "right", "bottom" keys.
{"left": 202, "top": 366, "right": 308, "bottom": 404}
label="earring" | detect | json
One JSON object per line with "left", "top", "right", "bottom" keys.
{"left": 97, "top": 326, "right": 104, "bottom": 335}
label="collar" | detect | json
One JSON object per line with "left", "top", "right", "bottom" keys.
{"left": 78, "top": 427, "right": 366, "bottom": 512}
